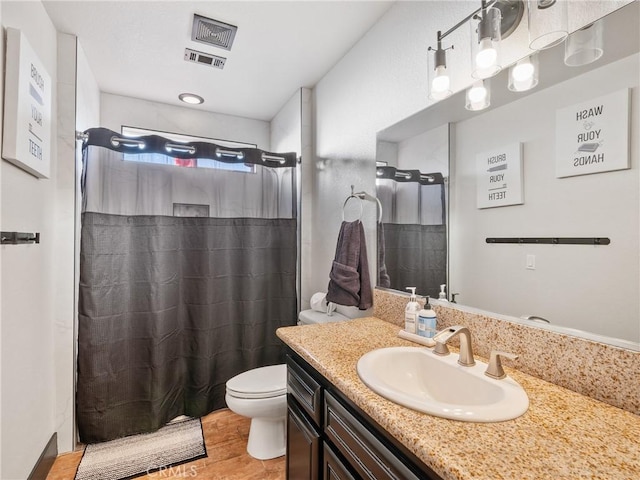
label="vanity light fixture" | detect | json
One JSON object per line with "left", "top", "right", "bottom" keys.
{"left": 528, "top": 0, "right": 568, "bottom": 50}
{"left": 427, "top": 1, "right": 523, "bottom": 106}
{"left": 427, "top": 31, "right": 453, "bottom": 100}
{"left": 471, "top": 1, "right": 503, "bottom": 79}
{"left": 465, "top": 79, "right": 491, "bottom": 111}
{"left": 564, "top": 20, "right": 603, "bottom": 67}
{"left": 508, "top": 54, "right": 539, "bottom": 92}
{"left": 178, "top": 93, "right": 205, "bottom": 105}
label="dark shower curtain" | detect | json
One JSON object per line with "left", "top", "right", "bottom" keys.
{"left": 77, "top": 128, "right": 298, "bottom": 443}
{"left": 376, "top": 170, "right": 447, "bottom": 299}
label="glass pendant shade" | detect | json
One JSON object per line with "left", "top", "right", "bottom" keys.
{"left": 471, "top": 6, "right": 502, "bottom": 79}
{"left": 564, "top": 21, "right": 603, "bottom": 67}
{"left": 428, "top": 47, "right": 452, "bottom": 100}
{"left": 528, "top": 0, "right": 568, "bottom": 50}
{"left": 508, "top": 55, "right": 539, "bottom": 92}
{"left": 465, "top": 79, "right": 491, "bottom": 111}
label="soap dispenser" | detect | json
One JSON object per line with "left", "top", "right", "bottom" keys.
{"left": 439, "top": 284, "right": 448, "bottom": 301}
{"left": 417, "top": 296, "right": 438, "bottom": 339}
{"left": 404, "top": 287, "right": 420, "bottom": 334}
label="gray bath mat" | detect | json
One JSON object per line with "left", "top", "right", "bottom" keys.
{"left": 74, "top": 418, "right": 207, "bottom": 480}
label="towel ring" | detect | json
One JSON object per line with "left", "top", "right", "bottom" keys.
{"left": 342, "top": 195, "right": 364, "bottom": 221}
{"left": 374, "top": 197, "right": 382, "bottom": 222}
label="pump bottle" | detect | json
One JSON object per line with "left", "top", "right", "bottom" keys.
{"left": 439, "top": 284, "right": 448, "bottom": 301}
{"left": 417, "top": 296, "right": 438, "bottom": 339}
{"left": 404, "top": 287, "right": 420, "bottom": 334}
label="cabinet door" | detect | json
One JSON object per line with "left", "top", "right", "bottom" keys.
{"left": 287, "top": 398, "right": 321, "bottom": 480}
{"left": 323, "top": 442, "right": 356, "bottom": 480}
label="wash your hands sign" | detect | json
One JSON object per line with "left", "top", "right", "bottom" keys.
{"left": 556, "top": 88, "right": 630, "bottom": 178}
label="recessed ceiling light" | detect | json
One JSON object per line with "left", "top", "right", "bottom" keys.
{"left": 179, "top": 93, "right": 204, "bottom": 105}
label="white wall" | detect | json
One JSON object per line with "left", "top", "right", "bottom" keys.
{"left": 450, "top": 54, "right": 639, "bottom": 342}
{"left": 397, "top": 124, "right": 449, "bottom": 175}
{"left": 70, "top": 40, "right": 101, "bottom": 454}
{"left": 53, "top": 31, "right": 77, "bottom": 456}
{"left": 1, "top": 2, "right": 58, "bottom": 478}
{"left": 51, "top": 34, "right": 101, "bottom": 456}
{"left": 76, "top": 42, "right": 100, "bottom": 132}
{"left": 308, "top": 0, "right": 631, "bottom": 308}
{"left": 270, "top": 88, "right": 315, "bottom": 310}
{"left": 270, "top": 89, "right": 302, "bottom": 154}
{"left": 0, "top": 2, "right": 4, "bottom": 475}
{"left": 100, "top": 93, "right": 271, "bottom": 150}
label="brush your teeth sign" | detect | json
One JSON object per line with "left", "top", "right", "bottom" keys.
{"left": 1, "top": 28, "right": 51, "bottom": 178}
{"left": 476, "top": 142, "right": 523, "bottom": 209}
{"left": 555, "top": 88, "right": 630, "bottom": 178}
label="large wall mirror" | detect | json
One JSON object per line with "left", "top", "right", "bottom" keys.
{"left": 376, "top": 1, "right": 639, "bottom": 350}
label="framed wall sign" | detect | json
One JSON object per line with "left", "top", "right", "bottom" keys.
{"left": 556, "top": 88, "right": 630, "bottom": 178}
{"left": 2, "top": 28, "right": 52, "bottom": 179}
{"left": 476, "top": 142, "right": 523, "bottom": 209}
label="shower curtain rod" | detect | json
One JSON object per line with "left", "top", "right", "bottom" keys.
{"left": 376, "top": 165, "right": 445, "bottom": 185}
{"left": 77, "top": 128, "right": 297, "bottom": 167}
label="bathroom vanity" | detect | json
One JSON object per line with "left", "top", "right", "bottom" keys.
{"left": 277, "top": 317, "right": 640, "bottom": 480}
{"left": 286, "top": 350, "right": 440, "bottom": 479}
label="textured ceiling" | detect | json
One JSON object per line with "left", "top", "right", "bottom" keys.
{"left": 43, "top": 0, "right": 394, "bottom": 121}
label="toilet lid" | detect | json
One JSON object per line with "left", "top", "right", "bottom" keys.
{"left": 226, "top": 364, "right": 287, "bottom": 399}
{"left": 298, "top": 309, "right": 349, "bottom": 325}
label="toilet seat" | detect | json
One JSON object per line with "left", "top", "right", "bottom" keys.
{"left": 226, "top": 364, "right": 287, "bottom": 399}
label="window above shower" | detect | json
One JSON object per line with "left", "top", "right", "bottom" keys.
{"left": 120, "top": 126, "right": 256, "bottom": 173}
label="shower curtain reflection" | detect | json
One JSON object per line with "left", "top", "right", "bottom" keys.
{"left": 77, "top": 128, "right": 298, "bottom": 443}
{"left": 376, "top": 167, "right": 446, "bottom": 299}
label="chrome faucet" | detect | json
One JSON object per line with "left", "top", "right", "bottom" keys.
{"left": 433, "top": 326, "right": 475, "bottom": 366}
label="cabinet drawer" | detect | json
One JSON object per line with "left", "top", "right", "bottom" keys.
{"left": 324, "top": 391, "right": 421, "bottom": 480}
{"left": 323, "top": 442, "right": 356, "bottom": 480}
{"left": 287, "top": 354, "right": 322, "bottom": 425}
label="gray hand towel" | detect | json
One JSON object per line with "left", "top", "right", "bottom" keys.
{"left": 326, "top": 220, "right": 373, "bottom": 310}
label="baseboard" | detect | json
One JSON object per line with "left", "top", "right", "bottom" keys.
{"left": 28, "top": 432, "right": 58, "bottom": 480}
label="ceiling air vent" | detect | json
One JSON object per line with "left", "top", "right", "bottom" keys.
{"left": 191, "top": 14, "right": 238, "bottom": 51}
{"left": 184, "top": 48, "right": 226, "bottom": 69}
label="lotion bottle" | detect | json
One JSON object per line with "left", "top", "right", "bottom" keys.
{"left": 417, "top": 297, "right": 438, "bottom": 338}
{"left": 404, "top": 287, "right": 420, "bottom": 334}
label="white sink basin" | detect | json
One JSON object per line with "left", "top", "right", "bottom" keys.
{"left": 357, "top": 346, "right": 529, "bottom": 422}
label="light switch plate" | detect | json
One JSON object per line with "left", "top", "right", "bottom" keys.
{"left": 526, "top": 254, "right": 536, "bottom": 270}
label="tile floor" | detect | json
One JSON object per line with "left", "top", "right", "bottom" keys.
{"left": 46, "top": 409, "right": 286, "bottom": 480}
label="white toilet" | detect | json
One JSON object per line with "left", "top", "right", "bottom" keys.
{"left": 225, "top": 296, "right": 366, "bottom": 460}
{"left": 225, "top": 364, "right": 288, "bottom": 460}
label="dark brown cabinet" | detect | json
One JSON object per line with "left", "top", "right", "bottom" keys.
{"left": 287, "top": 397, "right": 321, "bottom": 480}
{"left": 323, "top": 442, "right": 356, "bottom": 480}
{"left": 285, "top": 351, "right": 443, "bottom": 480}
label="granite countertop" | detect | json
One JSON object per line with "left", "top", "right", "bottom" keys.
{"left": 276, "top": 317, "right": 640, "bottom": 480}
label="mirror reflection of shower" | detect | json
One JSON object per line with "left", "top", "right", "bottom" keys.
{"left": 375, "top": 165, "right": 447, "bottom": 299}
